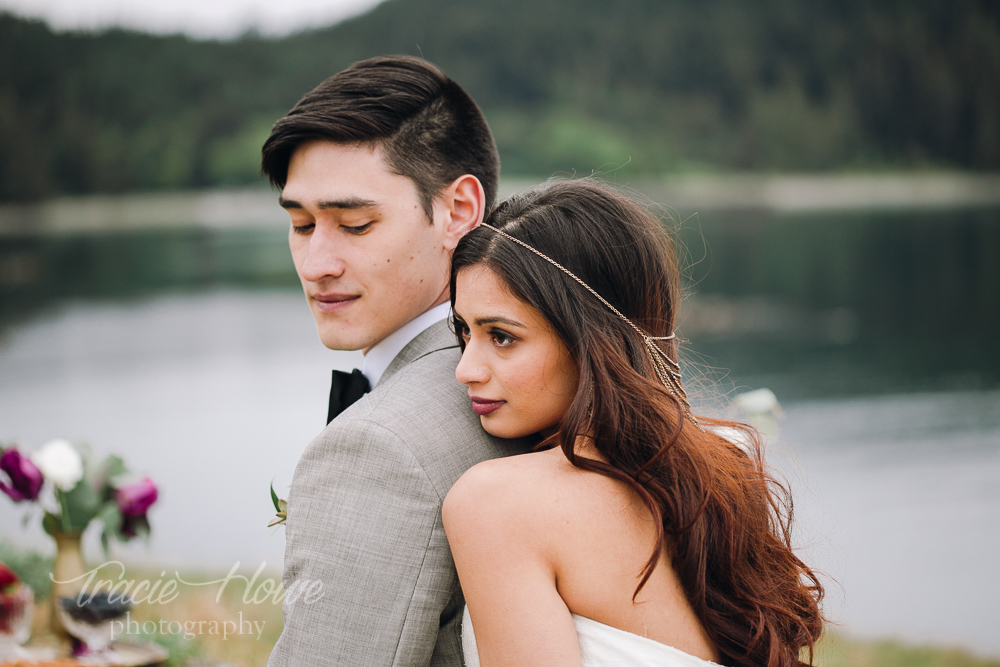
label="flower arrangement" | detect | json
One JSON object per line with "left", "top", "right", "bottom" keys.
{"left": 0, "top": 440, "right": 158, "bottom": 552}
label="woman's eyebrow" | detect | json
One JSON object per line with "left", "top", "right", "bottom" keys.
{"left": 474, "top": 316, "right": 526, "bottom": 328}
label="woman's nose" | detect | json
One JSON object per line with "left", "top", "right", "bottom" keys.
{"left": 455, "top": 341, "right": 489, "bottom": 386}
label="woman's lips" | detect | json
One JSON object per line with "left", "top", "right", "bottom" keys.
{"left": 470, "top": 397, "right": 505, "bottom": 416}
{"left": 312, "top": 293, "right": 360, "bottom": 313}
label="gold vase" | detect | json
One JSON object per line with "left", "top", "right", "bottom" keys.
{"left": 49, "top": 531, "right": 86, "bottom": 639}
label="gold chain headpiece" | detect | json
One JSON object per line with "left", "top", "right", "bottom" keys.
{"left": 480, "top": 223, "right": 702, "bottom": 430}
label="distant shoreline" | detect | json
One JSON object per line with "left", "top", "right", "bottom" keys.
{"left": 2, "top": 171, "right": 999, "bottom": 236}
{"left": 509, "top": 172, "right": 1000, "bottom": 213}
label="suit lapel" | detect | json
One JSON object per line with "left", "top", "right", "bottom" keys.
{"left": 378, "top": 319, "right": 458, "bottom": 387}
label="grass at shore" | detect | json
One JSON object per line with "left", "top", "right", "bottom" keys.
{"left": 815, "top": 631, "right": 1000, "bottom": 667}
{"left": 116, "top": 563, "right": 284, "bottom": 666}
{"left": 3, "top": 542, "right": 997, "bottom": 666}
{"left": 33, "top": 582, "right": 1000, "bottom": 667}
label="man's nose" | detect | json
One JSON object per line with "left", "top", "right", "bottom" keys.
{"left": 298, "top": 226, "right": 347, "bottom": 282}
{"left": 455, "top": 341, "right": 489, "bottom": 386}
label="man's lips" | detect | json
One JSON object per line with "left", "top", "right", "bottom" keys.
{"left": 311, "top": 293, "right": 360, "bottom": 313}
{"left": 470, "top": 396, "right": 505, "bottom": 416}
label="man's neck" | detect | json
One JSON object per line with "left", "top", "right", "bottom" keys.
{"left": 361, "top": 302, "right": 452, "bottom": 388}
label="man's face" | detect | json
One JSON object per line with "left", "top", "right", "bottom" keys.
{"left": 281, "top": 141, "right": 453, "bottom": 351}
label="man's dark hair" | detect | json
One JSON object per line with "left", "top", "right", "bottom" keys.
{"left": 261, "top": 55, "right": 499, "bottom": 217}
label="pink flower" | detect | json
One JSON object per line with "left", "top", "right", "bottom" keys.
{"left": 0, "top": 448, "right": 43, "bottom": 502}
{"left": 116, "top": 477, "right": 158, "bottom": 518}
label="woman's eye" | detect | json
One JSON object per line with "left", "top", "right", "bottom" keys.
{"left": 490, "top": 330, "right": 515, "bottom": 347}
{"left": 291, "top": 222, "right": 314, "bottom": 235}
{"left": 455, "top": 321, "right": 470, "bottom": 340}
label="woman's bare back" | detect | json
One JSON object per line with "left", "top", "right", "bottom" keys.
{"left": 444, "top": 444, "right": 719, "bottom": 665}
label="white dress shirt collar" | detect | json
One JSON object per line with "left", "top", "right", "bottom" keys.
{"left": 361, "top": 301, "right": 452, "bottom": 388}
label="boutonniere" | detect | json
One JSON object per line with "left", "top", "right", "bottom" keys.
{"left": 269, "top": 482, "right": 287, "bottom": 527}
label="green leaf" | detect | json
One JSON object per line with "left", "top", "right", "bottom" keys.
{"left": 61, "top": 478, "right": 101, "bottom": 531}
{"left": 97, "top": 454, "right": 128, "bottom": 489}
{"left": 42, "top": 512, "right": 61, "bottom": 536}
{"left": 96, "top": 501, "right": 123, "bottom": 539}
{"left": 270, "top": 482, "right": 280, "bottom": 511}
{"left": 76, "top": 442, "right": 95, "bottom": 481}
{"left": 100, "top": 530, "right": 111, "bottom": 559}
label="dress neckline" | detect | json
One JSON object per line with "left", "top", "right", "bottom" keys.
{"left": 571, "top": 613, "right": 722, "bottom": 666}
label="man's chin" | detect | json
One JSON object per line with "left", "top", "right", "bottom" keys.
{"left": 315, "top": 325, "right": 370, "bottom": 352}
{"left": 318, "top": 336, "right": 367, "bottom": 352}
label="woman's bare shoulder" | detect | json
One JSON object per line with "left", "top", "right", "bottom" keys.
{"left": 445, "top": 450, "right": 561, "bottom": 519}
{"left": 443, "top": 447, "right": 624, "bottom": 549}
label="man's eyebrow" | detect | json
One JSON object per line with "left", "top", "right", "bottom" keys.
{"left": 474, "top": 316, "right": 526, "bottom": 328}
{"left": 277, "top": 195, "right": 378, "bottom": 210}
{"left": 318, "top": 197, "right": 378, "bottom": 211}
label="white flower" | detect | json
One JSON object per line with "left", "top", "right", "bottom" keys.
{"left": 732, "top": 388, "right": 781, "bottom": 416}
{"left": 31, "top": 439, "right": 84, "bottom": 491}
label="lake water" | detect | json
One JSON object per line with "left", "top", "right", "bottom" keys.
{"left": 1, "top": 201, "right": 998, "bottom": 657}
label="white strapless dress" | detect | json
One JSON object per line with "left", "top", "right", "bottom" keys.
{"left": 461, "top": 606, "right": 721, "bottom": 666}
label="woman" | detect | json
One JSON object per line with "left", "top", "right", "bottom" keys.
{"left": 443, "top": 180, "right": 824, "bottom": 667}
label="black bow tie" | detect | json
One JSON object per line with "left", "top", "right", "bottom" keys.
{"left": 327, "top": 368, "right": 371, "bottom": 424}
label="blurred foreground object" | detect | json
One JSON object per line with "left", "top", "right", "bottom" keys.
{"left": 0, "top": 562, "right": 33, "bottom": 661}
{"left": 58, "top": 592, "right": 132, "bottom": 658}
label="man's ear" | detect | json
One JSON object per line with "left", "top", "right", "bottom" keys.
{"left": 438, "top": 174, "right": 486, "bottom": 251}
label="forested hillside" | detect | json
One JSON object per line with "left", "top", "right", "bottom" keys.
{"left": 1, "top": 0, "right": 998, "bottom": 201}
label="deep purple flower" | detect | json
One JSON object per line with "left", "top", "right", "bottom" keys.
{"left": 116, "top": 477, "right": 158, "bottom": 518}
{"left": 116, "top": 477, "right": 157, "bottom": 539}
{"left": 0, "top": 448, "right": 43, "bottom": 502}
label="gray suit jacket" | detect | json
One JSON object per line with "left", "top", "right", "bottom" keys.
{"left": 269, "top": 320, "right": 530, "bottom": 666}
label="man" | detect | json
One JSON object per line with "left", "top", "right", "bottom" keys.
{"left": 262, "top": 56, "right": 529, "bottom": 666}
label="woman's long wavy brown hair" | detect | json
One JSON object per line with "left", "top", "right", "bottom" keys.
{"left": 450, "top": 180, "right": 825, "bottom": 667}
